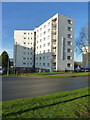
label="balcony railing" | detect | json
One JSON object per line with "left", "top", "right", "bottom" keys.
{"left": 52, "top": 52, "right": 56, "bottom": 56}
{"left": 52, "top": 24, "right": 57, "bottom": 28}
{"left": 52, "top": 59, "right": 56, "bottom": 63}
{"left": 52, "top": 38, "right": 56, "bottom": 42}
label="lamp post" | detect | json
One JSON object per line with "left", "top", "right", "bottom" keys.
{"left": 7, "top": 54, "right": 9, "bottom": 76}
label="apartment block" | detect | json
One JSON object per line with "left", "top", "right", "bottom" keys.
{"left": 14, "top": 30, "right": 34, "bottom": 73}
{"left": 14, "top": 13, "right": 74, "bottom": 73}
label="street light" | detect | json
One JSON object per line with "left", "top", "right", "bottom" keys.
{"left": 7, "top": 54, "right": 9, "bottom": 76}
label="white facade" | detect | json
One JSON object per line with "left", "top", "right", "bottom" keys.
{"left": 14, "top": 30, "right": 34, "bottom": 68}
{"left": 14, "top": 13, "right": 74, "bottom": 72}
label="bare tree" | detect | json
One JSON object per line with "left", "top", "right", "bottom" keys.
{"left": 75, "top": 25, "right": 88, "bottom": 54}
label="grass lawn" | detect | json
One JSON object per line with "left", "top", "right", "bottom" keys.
{"left": 43, "top": 72, "right": 89, "bottom": 78}
{"left": 1, "top": 72, "right": 64, "bottom": 77}
{"left": 2, "top": 87, "right": 90, "bottom": 119}
{"left": 1, "top": 72, "right": 90, "bottom": 78}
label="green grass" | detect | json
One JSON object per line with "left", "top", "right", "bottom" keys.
{"left": 1, "top": 72, "right": 90, "bottom": 78}
{"left": 43, "top": 73, "right": 89, "bottom": 78}
{"left": 1, "top": 72, "right": 64, "bottom": 77}
{"left": 2, "top": 87, "right": 90, "bottom": 119}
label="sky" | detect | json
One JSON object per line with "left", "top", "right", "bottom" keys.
{"left": 2, "top": 2, "right": 88, "bottom": 61}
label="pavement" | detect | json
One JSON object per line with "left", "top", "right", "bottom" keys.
{"left": 2, "top": 76, "right": 88, "bottom": 101}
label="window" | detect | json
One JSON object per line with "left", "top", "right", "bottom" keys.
{"left": 37, "top": 35, "right": 38, "bottom": 38}
{"left": 44, "top": 31, "right": 46, "bottom": 35}
{"left": 43, "top": 44, "right": 45, "bottom": 47}
{"left": 36, "top": 63, "right": 38, "bottom": 66}
{"left": 67, "top": 63, "right": 71, "bottom": 67}
{"left": 43, "top": 50, "right": 45, "bottom": 53}
{"left": 28, "top": 38, "right": 29, "bottom": 39}
{"left": 67, "top": 48, "right": 72, "bottom": 52}
{"left": 28, "top": 43, "right": 29, "bottom": 44}
{"left": 37, "top": 30, "right": 39, "bottom": 33}
{"left": 44, "top": 25, "right": 46, "bottom": 28}
{"left": 48, "top": 29, "right": 50, "bottom": 32}
{"left": 68, "top": 34, "right": 72, "bottom": 38}
{"left": 48, "top": 22, "right": 50, "bottom": 26}
{"left": 30, "top": 63, "right": 32, "bottom": 65}
{"left": 67, "top": 41, "right": 72, "bottom": 45}
{"left": 37, "top": 41, "right": 38, "bottom": 43}
{"left": 40, "top": 33, "right": 42, "bottom": 37}
{"left": 48, "top": 49, "right": 50, "bottom": 52}
{"left": 31, "top": 32, "right": 32, "bottom": 35}
{"left": 24, "top": 33, "right": 26, "bottom": 34}
{"left": 68, "top": 20, "right": 72, "bottom": 24}
{"left": 30, "top": 58, "right": 32, "bottom": 60}
{"left": 44, "top": 37, "right": 46, "bottom": 41}
{"left": 40, "top": 45, "right": 42, "bottom": 48}
{"left": 48, "top": 42, "right": 50, "bottom": 46}
{"left": 62, "top": 37, "right": 66, "bottom": 60}
{"left": 23, "top": 57, "right": 26, "bottom": 60}
{"left": 40, "top": 39, "right": 42, "bottom": 42}
{"left": 67, "top": 56, "right": 71, "bottom": 60}
{"left": 27, "top": 58, "right": 29, "bottom": 60}
{"left": 24, "top": 47, "right": 26, "bottom": 49}
{"left": 31, "top": 37, "right": 32, "bottom": 40}
{"left": 28, "top": 52, "right": 29, "bottom": 54}
{"left": 23, "top": 42, "right": 26, "bottom": 44}
{"left": 68, "top": 27, "right": 72, "bottom": 31}
{"left": 47, "top": 63, "right": 49, "bottom": 66}
{"left": 40, "top": 57, "right": 41, "bottom": 60}
{"left": 43, "top": 57, "right": 45, "bottom": 60}
{"left": 39, "top": 63, "right": 41, "bottom": 66}
{"left": 47, "top": 56, "right": 49, "bottom": 60}
{"left": 24, "top": 37, "right": 26, "bottom": 39}
{"left": 48, "top": 35, "right": 50, "bottom": 39}
{"left": 40, "top": 28, "right": 42, "bottom": 31}
{"left": 43, "top": 63, "right": 45, "bottom": 66}
{"left": 28, "top": 48, "right": 29, "bottom": 50}
{"left": 23, "top": 62, "right": 26, "bottom": 64}
{"left": 27, "top": 63, "right": 29, "bottom": 65}
{"left": 23, "top": 52, "right": 26, "bottom": 54}
{"left": 37, "top": 46, "right": 38, "bottom": 49}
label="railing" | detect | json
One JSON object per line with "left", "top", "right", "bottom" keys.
{"left": 51, "top": 18, "right": 57, "bottom": 71}
{"left": 52, "top": 38, "right": 56, "bottom": 42}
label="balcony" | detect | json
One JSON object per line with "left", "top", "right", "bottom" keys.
{"left": 52, "top": 52, "right": 56, "bottom": 56}
{"left": 52, "top": 59, "right": 56, "bottom": 63}
{"left": 52, "top": 38, "right": 56, "bottom": 42}
{"left": 52, "top": 24, "right": 57, "bottom": 28}
{"left": 52, "top": 43, "right": 56, "bottom": 49}
{"left": 53, "top": 64, "right": 56, "bottom": 69}
{"left": 51, "top": 31, "right": 56, "bottom": 35}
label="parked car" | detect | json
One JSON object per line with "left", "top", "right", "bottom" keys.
{"left": 74, "top": 67, "right": 81, "bottom": 72}
{"left": 75, "top": 67, "right": 89, "bottom": 72}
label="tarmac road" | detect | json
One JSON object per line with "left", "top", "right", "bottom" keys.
{"left": 2, "top": 76, "right": 88, "bottom": 101}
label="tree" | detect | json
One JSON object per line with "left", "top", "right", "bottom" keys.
{"left": 1, "top": 51, "right": 10, "bottom": 74}
{"left": 75, "top": 25, "right": 88, "bottom": 54}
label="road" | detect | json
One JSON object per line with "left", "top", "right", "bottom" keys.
{"left": 2, "top": 76, "right": 88, "bottom": 101}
